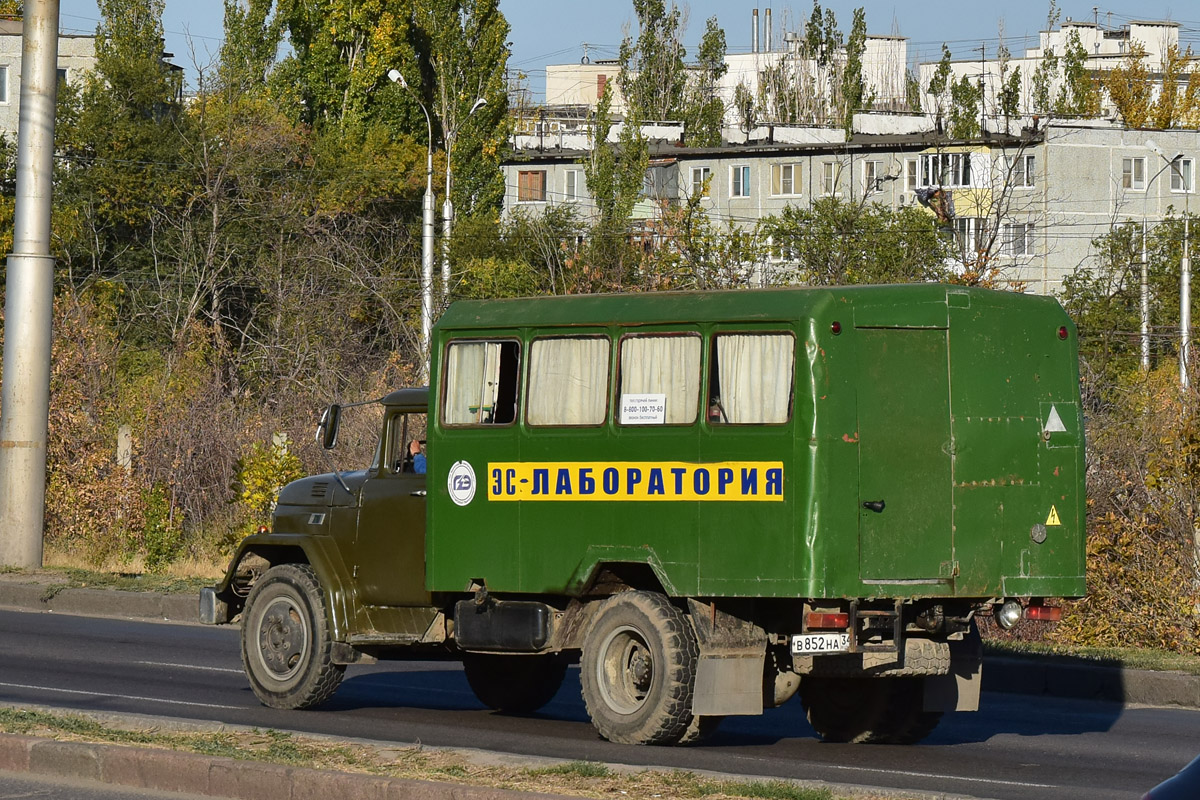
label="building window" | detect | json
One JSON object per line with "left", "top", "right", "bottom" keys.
{"left": 565, "top": 169, "right": 581, "bottom": 202}
{"left": 822, "top": 161, "right": 838, "bottom": 195}
{"left": 953, "top": 217, "right": 990, "bottom": 258}
{"left": 0, "top": 65, "right": 8, "bottom": 104}
{"left": 731, "top": 165, "right": 750, "bottom": 198}
{"left": 691, "top": 166, "right": 711, "bottom": 197}
{"left": 1004, "top": 222, "right": 1035, "bottom": 256}
{"left": 1012, "top": 154, "right": 1035, "bottom": 187}
{"left": 863, "top": 160, "right": 883, "bottom": 194}
{"left": 517, "top": 170, "right": 547, "bottom": 202}
{"left": 1122, "top": 157, "right": 1146, "bottom": 191}
{"left": 771, "top": 163, "right": 802, "bottom": 196}
{"left": 920, "top": 152, "right": 971, "bottom": 188}
{"left": 904, "top": 158, "right": 919, "bottom": 193}
{"left": 1171, "top": 158, "right": 1194, "bottom": 193}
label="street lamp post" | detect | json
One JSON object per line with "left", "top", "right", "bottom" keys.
{"left": 1147, "top": 139, "right": 1191, "bottom": 389}
{"left": 389, "top": 69, "right": 436, "bottom": 383}
{"left": 440, "top": 97, "right": 487, "bottom": 307}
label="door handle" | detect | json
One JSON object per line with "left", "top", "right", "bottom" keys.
{"left": 411, "top": 490, "right": 427, "bottom": 497}
{"left": 862, "top": 500, "right": 886, "bottom": 513}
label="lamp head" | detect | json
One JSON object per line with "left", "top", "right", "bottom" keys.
{"left": 470, "top": 97, "right": 488, "bottom": 115}
{"left": 387, "top": 69, "right": 407, "bottom": 88}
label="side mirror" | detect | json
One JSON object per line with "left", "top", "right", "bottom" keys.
{"left": 317, "top": 404, "right": 341, "bottom": 449}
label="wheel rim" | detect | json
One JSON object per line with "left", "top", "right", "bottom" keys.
{"left": 254, "top": 595, "right": 310, "bottom": 682}
{"left": 596, "top": 624, "right": 655, "bottom": 716}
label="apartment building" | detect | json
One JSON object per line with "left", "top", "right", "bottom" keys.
{"left": 501, "top": 119, "right": 1199, "bottom": 296}
{"left": 0, "top": 19, "right": 96, "bottom": 139}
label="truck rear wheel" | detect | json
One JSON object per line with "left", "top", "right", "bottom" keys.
{"left": 241, "top": 564, "right": 344, "bottom": 709}
{"left": 801, "top": 676, "right": 941, "bottom": 744}
{"left": 580, "top": 591, "right": 698, "bottom": 745}
{"left": 462, "top": 653, "right": 568, "bottom": 713}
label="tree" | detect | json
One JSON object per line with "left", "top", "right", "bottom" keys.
{"left": 926, "top": 45, "right": 953, "bottom": 122}
{"left": 218, "top": 0, "right": 283, "bottom": 93}
{"left": 617, "top": 0, "right": 686, "bottom": 122}
{"left": 1151, "top": 44, "right": 1195, "bottom": 130}
{"left": 840, "top": 7, "right": 868, "bottom": 135}
{"left": 999, "top": 65, "right": 1022, "bottom": 122}
{"left": 1104, "top": 42, "right": 1152, "bottom": 128}
{"left": 681, "top": 17, "right": 727, "bottom": 147}
{"left": 1031, "top": 46, "right": 1058, "bottom": 115}
{"left": 948, "top": 75, "right": 981, "bottom": 139}
{"left": 1055, "top": 30, "right": 1100, "bottom": 118}
{"left": 759, "top": 198, "right": 953, "bottom": 287}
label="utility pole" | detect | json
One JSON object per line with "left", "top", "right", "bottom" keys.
{"left": 0, "top": 0, "right": 62, "bottom": 568}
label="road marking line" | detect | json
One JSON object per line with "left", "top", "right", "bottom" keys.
{"left": 732, "top": 754, "right": 1056, "bottom": 790}
{"left": 135, "top": 661, "right": 243, "bottom": 674}
{"left": 0, "top": 681, "right": 243, "bottom": 711}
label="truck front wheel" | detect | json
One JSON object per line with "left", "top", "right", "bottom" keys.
{"left": 580, "top": 591, "right": 698, "bottom": 745}
{"left": 462, "top": 653, "right": 568, "bottom": 713}
{"left": 241, "top": 564, "right": 344, "bottom": 709}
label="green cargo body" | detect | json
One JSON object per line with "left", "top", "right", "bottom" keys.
{"left": 426, "top": 284, "right": 1085, "bottom": 602}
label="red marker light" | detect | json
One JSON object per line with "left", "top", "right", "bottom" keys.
{"left": 1057, "top": 326, "right": 1069, "bottom": 340}
{"left": 806, "top": 612, "right": 850, "bottom": 629}
{"left": 831, "top": 321, "right": 842, "bottom": 335}
{"left": 1026, "top": 604, "right": 1062, "bottom": 622}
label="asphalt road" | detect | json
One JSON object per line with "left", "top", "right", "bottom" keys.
{"left": 0, "top": 608, "right": 1195, "bottom": 800}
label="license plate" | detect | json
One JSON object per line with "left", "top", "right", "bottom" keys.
{"left": 791, "top": 633, "right": 850, "bottom": 655}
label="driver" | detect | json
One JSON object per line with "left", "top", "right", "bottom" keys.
{"left": 408, "top": 440, "right": 426, "bottom": 474}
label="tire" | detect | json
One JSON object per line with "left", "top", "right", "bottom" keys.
{"left": 463, "top": 653, "right": 568, "bottom": 713}
{"left": 241, "top": 564, "right": 344, "bottom": 709}
{"left": 800, "top": 676, "right": 942, "bottom": 744}
{"left": 580, "top": 591, "right": 699, "bottom": 745}
{"left": 677, "top": 714, "right": 724, "bottom": 745}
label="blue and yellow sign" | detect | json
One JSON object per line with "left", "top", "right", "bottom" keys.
{"left": 487, "top": 461, "right": 784, "bottom": 502}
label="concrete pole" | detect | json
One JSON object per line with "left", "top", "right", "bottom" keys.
{"left": 421, "top": 149, "right": 435, "bottom": 384}
{"left": 1142, "top": 221, "right": 1150, "bottom": 370}
{"left": 0, "top": 0, "right": 62, "bottom": 568}
{"left": 441, "top": 176, "right": 452, "bottom": 309}
{"left": 1182, "top": 210, "right": 1190, "bottom": 389}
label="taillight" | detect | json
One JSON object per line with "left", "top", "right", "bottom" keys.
{"left": 806, "top": 612, "right": 849, "bottom": 629}
{"left": 1026, "top": 604, "right": 1062, "bottom": 622}
{"left": 1058, "top": 325, "right": 1069, "bottom": 340}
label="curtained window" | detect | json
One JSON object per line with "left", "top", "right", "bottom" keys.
{"left": 443, "top": 340, "right": 520, "bottom": 425}
{"left": 618, "top": 334, "right": 700, "bottom": 424}
{"left": 527, "top": 336, "right": 610, "bottom": 425}
{"left": 710, "top": 333, "right": 794, "bottom": 424}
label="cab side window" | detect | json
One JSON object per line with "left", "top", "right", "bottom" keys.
{"left": 388, "top": 413, "right": 427, "bottom": 473}
{"left": 443, "top": 340, "right": 520, "bottom": 425}
{"left": 707, "top": 333, "right": 795, "bottom": 424}
{"left": 527, "top": 336, "right": 610, "bottom": 426}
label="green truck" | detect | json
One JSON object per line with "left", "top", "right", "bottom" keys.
{"left": 201, "top": 285, "right": 1086, "bottom": 745}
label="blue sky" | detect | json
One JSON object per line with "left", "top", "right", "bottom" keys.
{"left": 54, "top": 1, "right": 1200, "bottom": 97}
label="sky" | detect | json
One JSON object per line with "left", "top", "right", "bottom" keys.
{"left": 53, "top": 0, "right": 1200, "bottom": 98}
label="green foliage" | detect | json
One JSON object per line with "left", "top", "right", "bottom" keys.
{"left": 681, "top": 17, "right": 727, "bottom": 147}
{"left": 948, "top": 75, "right": 982, "bottom": 139}
{"left": 904, "top": 68, "right": 922, "bottom": 114}
{"left": 999, "top": 65, "right": 1022, "bottom": 120}
{"left": 237, "top": 439, "right": 305, "bottom": 522}
{"left": 1031, "top": 47, "right": 1058, "bottom": 115}
{"left": 926, "top": 45, "right": 953, "bottom": 118}
{"left": 1055, "top": 30, "right": 1101, "bottom": 118}
{"left": 530, "top": 761, "right": 613, "bottom": 779}
{"left": 218, "top": 0, "right": 283, "bottom": 92}
{"left": 840, "top": 7, "right": 868, "bottom": 135}
{"left": 759, "top": 198, "right": 954, "bottom": 286}
{"left": 584, "top": 84, "right": 648, "bottom": 229}
{"left": 141, "top": 483, "right": 181, "bottom": 573}
{"left": 617, "top": 0, "right": 686, "bottom": 122}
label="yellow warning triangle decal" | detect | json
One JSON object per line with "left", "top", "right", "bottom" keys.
{"left": 1046, "top": 506, "right": 1062, "bottom": 526}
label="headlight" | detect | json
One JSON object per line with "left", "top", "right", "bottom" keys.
{"left": 997, "top": 600, "right": 1023, "bottom": 630}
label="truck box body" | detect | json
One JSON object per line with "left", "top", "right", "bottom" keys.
{"left": 426, "top": 285, "right": 1084, "bottom": 602}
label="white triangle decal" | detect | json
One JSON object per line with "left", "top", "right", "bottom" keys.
{"left": 1044, "top": 405, "right": 1067, "bottom": 434}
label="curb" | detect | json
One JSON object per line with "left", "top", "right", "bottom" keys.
{"left": 0, "top": 734, "right": 578, "bottom": 800}
{"left": 0, "top": 583, "right": 197, "bottom": 623}
{"left": 1, "top": 583, "right": 1198, "bottom": 711}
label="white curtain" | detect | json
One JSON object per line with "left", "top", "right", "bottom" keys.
{"left": 620, "top": 335, "right": 700, "bottom": 423}
{"left": 717, "top": 334, "right": 794, "bottom": 423}
{"left": 444, "top": 342, "right": 501, "bottom": 424}
{"left": 528, "top": 337, "right": 610, "bottom": 425}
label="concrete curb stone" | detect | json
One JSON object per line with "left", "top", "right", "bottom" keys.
{"left": 0, "top": 734, "right": 579, "bottom": 800}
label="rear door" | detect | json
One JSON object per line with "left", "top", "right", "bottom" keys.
{"left": 855, "top": 327, "right": 954, "bottom": 582}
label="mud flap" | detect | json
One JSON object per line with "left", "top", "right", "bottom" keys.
{"left": 686, "top": 599, "right": 767, "bottom": 716}
{"left": 923, "top": 658, "right": 981, "bottom": 712}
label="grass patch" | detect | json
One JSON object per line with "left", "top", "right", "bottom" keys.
{"left": 0, "top": 706, "right": 917, "bottom": 800}
{"left": 983, "top": 639, "right": 1200, "bottom": 675}
{"left": 530, "top": 760, "right": 613, "bottom": 779}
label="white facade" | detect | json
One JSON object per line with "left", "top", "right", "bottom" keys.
{"left": 0, "top": 19, "right": 96, "bottom": 139}
{"left": 918, "top": 19, "right": 1182, "bottom": 119}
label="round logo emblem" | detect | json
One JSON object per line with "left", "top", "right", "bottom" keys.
{"left": 447, "top": 460, "right": 477, "bottom": 507}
